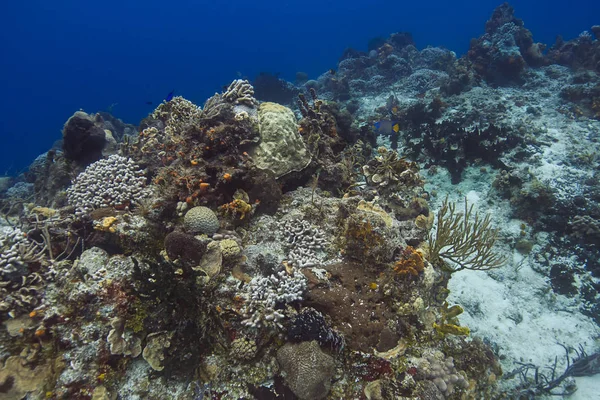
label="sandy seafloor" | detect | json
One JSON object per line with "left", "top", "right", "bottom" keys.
{"left": 426, "top": 136, "right": 600, "bottom": 397}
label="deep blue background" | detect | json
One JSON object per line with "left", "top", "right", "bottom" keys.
{"left": 1, "top": 0, "right": 598, "bottom": 175}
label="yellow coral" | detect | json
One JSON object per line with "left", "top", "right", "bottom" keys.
{"left": 434, "top": 302, "right": 470, "bottom": 336}
{"left": 95, "top": 216, "right": 118, "bottom": 233}
{"left": 220, "top": 199, "right": 252, "bottom": 220}
{"left": 434, "top": 322, "right": 470, "bottom": 336}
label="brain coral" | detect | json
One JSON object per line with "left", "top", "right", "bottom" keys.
{"left": 250, "top": 102, "right": 311, "bottom": 178}
{"left": 276, "top": 340, "right": 335, "bottom": 400}
{"left": 183, "top": 206, "right": 220, "bottom": 235}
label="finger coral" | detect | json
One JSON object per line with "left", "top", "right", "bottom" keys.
{"left": 66, "top": 155, "right": 147, "bottom": 216}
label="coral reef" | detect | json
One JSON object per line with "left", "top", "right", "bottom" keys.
{"left": 286, "top": 307, "right": 345, "bottom": 352}
{"left": 467, "top": 3, "right": 545, "bottom": 85}
{"left": 428, "top": 197, "right": 505, "bottom": 272}
{"left": 223, "top": 79, "right": 259, "bottom": 106}
{"left": 4, "top": 4, "right": 600, "bottom": 398}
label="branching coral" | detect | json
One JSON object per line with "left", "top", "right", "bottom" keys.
{"left": 279, "top": 218, "right": 327, "bottom": 268}
{"left": 0, "top": 227, "right": 48, "bottom": 318}
{"left": 297, "top": 88, "right": 323, "bottom": 120}
{"left": 223, "top": 79, "right": 258, "bottom": 106}
{"left": 66, "top": 155, "right": 147, "bottom": 216}
{"left": 240, "top": 268, "right": 307, "bottom": 330}
{"left": 428, "top": 197, "right": 505, "bottom": 272}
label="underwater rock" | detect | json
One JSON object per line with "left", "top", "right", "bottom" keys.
{"left": 0, "top": 176, "right": 12, "bottom": 193}
{"left": 5, "top": 182, "right": 34, "bottom": 200}
{"left": 101, "top": 129, "right": 119, "bottom": 157}
{"left": 276, "top": 340, "right": 336, "bottom": 400}
{"left": 77, "top": 247, "right": 136, "bottom": 283}
{"left": 62, "top": 111, "right": 107, "bottom": 165}
{"left": 251, "top": 102, "right": 311, "bottom": 178}
{"left": 253, "top": 72, "right": 299, "bottom": 104}
{"left": 467, "top": 3, "right": 545, "bottom": 85}
{"left": 97, "top": 111, "right": 138, "bottom": 141}
{"left": 548, "top": 30, "right": 600, "bottom": 74}
{"left": 242, "top": 243, "right": 285, "bottom": 275}
{"left": 91, "top": 385, "right": 113, "bottom": 400}
{"left": 183, "top": 206, "right": 220, "bottom": 235}
{"left": 24, "top": 150, "right": 72, "bottom": 208}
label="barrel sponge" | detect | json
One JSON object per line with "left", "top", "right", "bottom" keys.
{"left": 251, "top": 102, "right": 311, "bottom": 178}
{"left": 276, "top": 340, "right": 335, "bottom": 400}
{"left": 183, "top": 206, "right": 220, "bottom": 235}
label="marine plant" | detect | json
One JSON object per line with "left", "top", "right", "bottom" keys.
{"left": 428, "top": 196, "right": 505, "bottom": 272}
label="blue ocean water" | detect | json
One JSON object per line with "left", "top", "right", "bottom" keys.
{"left": 0, "top": 0, "right": 598, "bottom": 175}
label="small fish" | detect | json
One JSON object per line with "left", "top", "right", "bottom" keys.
{"left": 391, "top": 106, "right": 399, "bottom": 114}
{"left": 373, "top": 120, "right": 400, "bottom": 135}
{"left": 329, "top": 69, "right": 336, "bottom": 75}
{"left": 165, "top": 90, "right": 175, "bottom": 102}
{"left": 145, "top": 101, "right": 153, "bottom": 105}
